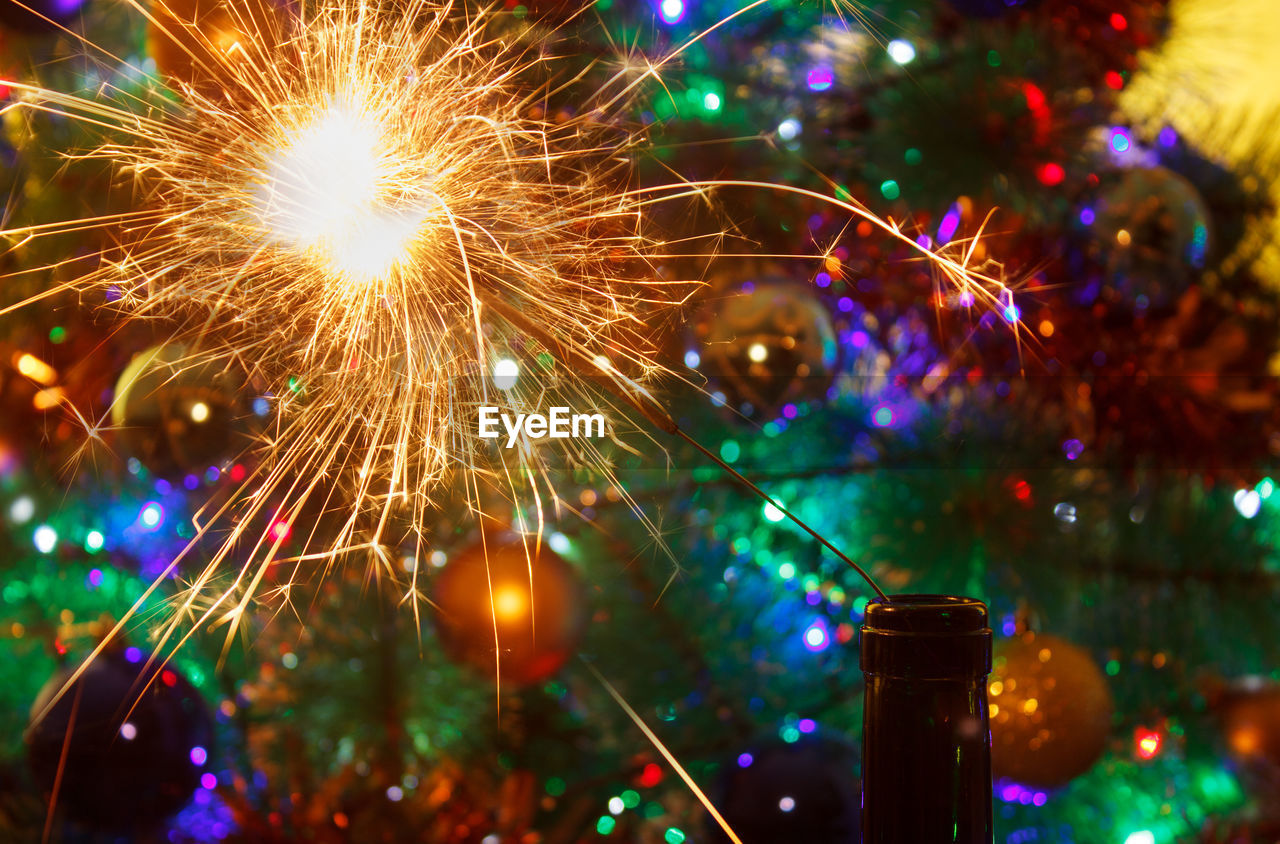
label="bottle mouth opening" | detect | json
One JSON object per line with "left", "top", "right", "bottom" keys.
{"left": 863, "top": 594, "right": 989, "bottom": 634}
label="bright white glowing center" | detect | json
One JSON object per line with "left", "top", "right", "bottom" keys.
{"left": 252, "top": 101, "right": 431, "bottom": 282}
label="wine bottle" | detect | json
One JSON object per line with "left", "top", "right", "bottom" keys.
{"left": 860, "top": 594, "right": 994, "bottom": 843}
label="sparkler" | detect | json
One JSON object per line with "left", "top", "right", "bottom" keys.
{"left": 1, "top": 0, "right": 1013, "bottom": 672}
{"left": 1, "top": 1, "right": 1025, "bottom": 835}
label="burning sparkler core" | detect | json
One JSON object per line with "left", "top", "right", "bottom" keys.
{"left": 248, "top": 96, "right": 438, "bottom": 284}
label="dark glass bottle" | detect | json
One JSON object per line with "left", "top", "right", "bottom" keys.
{"left": 860, "top": 595, "right": 994, "bottom": 844}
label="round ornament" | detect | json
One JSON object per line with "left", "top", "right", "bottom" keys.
{"left": 1217, "top": 678, "right": 1280, "bottom": 767}
{"left": 0, "top": 0, "right": 89, "bottom": 34}
{"left": 431, "top": 534, "right": 587, "bottom": 685}
{"left": 694, "top": 278, "right": 837, "bottom": 418}
{"left": 1091, "top": 166, "right": 1212, "bottom": 307}
{"left": 988, "top": 632, "right": 1113, "bottom": 788}
{"left": 26, "top": 649, "right": 215, "bottom": 831}
{"left": 707, "top": 734, "right": 860, "bottom": 844}
{"left": 111, "top": 343, "right": 263, "bottom": 477}
{"left": 148, "top": 0, "right": 293, "bottom": 96}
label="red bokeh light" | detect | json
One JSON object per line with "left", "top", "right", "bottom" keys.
{"left": 1134, "top": 727, "right": 1162, "bottom": 760}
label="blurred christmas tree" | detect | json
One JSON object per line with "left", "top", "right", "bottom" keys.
{"left": 4, "top": 0, "right": 1280, "bottom": 842}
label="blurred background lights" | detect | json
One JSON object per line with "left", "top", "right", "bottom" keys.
{"left": 659, "top": 0, "right": 684, "bottom": 24}
{"left": 33, "top": 525, "right": 56, "bottom": 553}
{"left": 139, "top": 501, "right": 163, "bottom": 529}
{"left": 777, "top": 118, "right": 801, "bottom": 141}
{"left": 778, "top": 796, "right": 796, "bottom": 812}
{"left": 887, "top": 39, "right": 916, "bottom": 64}
{"left": 806, "top": 66, "right": 834, "bottom": 92}
{"left": 803, "top": 620, "right": 830, "bottom": 652}
{"left": 1135, "top": 728, "right": 1162, "bottom": 760}
{"left": 1234, "top": 488, "right": 1262, "bottom": 518}
{"left": 762, "top": 501, "right": 785, "bottom": 522}
{"left": 9, "top": 495, "right": 34, "bottom": 524}
{"left": 85, "top": 530, "right": 104, "bottom": 551}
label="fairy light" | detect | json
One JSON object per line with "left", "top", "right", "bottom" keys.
{"left": 9, "top": 496, "right": 35, "bottom": 524}
{"left": 13, "top": 352, "right": 56, "bottom": 385}
{"left": 886, "top": 39, "right": 915, "bottom": 65}
{"left": 139, "top": 502, "right": 164, "bottom": 529}
{"left": 34, "top": 525, "right": 57, "bottom": 553}
{"left": 1134, "top": 728, "right": 1162, "bottom": 760}
{"left": 803, "top": 621, "right": 830, "bottom": 652}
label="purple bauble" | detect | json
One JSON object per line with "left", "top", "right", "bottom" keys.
{"left": 26, "top": 649, "right": 215, "bottom": 832}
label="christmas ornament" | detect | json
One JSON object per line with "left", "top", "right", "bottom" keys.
{"left": 26, "top": 649, "right": 214, "bottom": 831}
{"left": 707, "top": 734, "right": 860, "bottom": 844}
{"left": 694, "top": 277, "right": 837, "bottom": 418}
{"left": 0, "top": 0, "right": 89, "bottom": 34}
{"left": 432, "top": 534, "right": 587, "bottom": 685}
{"left": 1215, "top": 677, "right": 1280, "bottom": 767}
{"left": 988, "top": 631, "right": 1113, "bottom": 788}
{"left": 111, "top": 343, "right": 262, "bottom": 477}
{"left": 148, "top": 0, "right": 293, "bottom": 95}
{"left": 1091, "top": 166, "right": 1212, "bottom": 307}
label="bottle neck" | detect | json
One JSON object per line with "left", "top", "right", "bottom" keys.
{"left": 861, "top": 672, "right": 993, "bottom": 844}
{"left": 859, "top": 595, "right": 994, "bottom": 844}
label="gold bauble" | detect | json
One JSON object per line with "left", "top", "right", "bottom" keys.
{"left": 431, "top": 534, "right": 587, "bottom": 686}
{"left": 988, "top": 632, "right": 1114, "bottom": 788}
